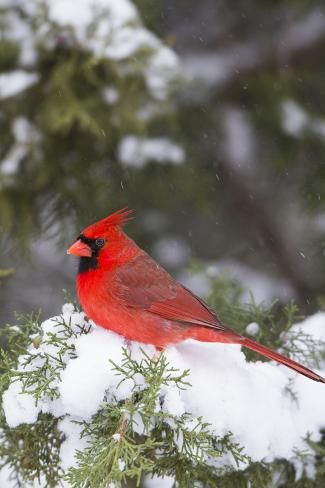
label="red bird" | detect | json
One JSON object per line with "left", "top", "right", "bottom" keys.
{"left": 67, "top": 208, "right": 325, "bottom": 383}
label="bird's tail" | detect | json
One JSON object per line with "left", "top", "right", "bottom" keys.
{"left": 240, "top": 337, "right": 325, "bottom": 383}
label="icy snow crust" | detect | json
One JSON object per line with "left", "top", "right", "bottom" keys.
{"left": 2, "top": 304, "right": 325, "bottom": 484}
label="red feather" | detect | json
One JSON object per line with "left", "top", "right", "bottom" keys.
{"left": 82, "top": 207, "right": 133, "bottom": 238}
{"left": 70, "top": 210, "right": 325, "bottom": 384}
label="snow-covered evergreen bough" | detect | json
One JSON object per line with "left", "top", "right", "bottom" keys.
{"left": 0, "top": 303, "right": 325, "bottom": 487}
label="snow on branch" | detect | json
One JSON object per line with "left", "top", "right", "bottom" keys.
{"left": 1, "top": 0, "right": 180, "bottom": 101}
{"left": 0, "top": 0, "right": 184, "bottom": 182}
{"left": 0, "top": 300, "right": 324, "bottom": 486}
{"left": 118, "top": 136, "right": 185, "bottom": 168}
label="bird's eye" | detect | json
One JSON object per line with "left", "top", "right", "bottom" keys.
{"left": 95, "top": 238, "right": 105, "bottom": 248}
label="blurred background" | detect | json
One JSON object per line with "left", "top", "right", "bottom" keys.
{"left": 1, "top": 0, "right": 325, "bottom": 325}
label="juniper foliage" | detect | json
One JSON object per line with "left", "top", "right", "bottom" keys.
{"left": 0, "top": 413, "right": 64, "bottom": 488}
{"left": 0, "top": 279, "right": 324, "bottom": 487}
{"left": 0, "top": 308, "right": 249, "bottom": 487}
{"left": 66, "top": 350, "right": 248, "bottom": 488}
{"left": 206, "top": 274, "right": 324, "bottom": 367}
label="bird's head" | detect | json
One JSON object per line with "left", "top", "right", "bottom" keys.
{"left": 67, "top": 207, "right": 134, "bottom": 272}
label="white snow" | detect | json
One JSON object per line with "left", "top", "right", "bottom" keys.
{"left": 160, "top": 385, "right": 186, "bottom": 417}
{"left": 58, "top": 417, "right": 88, "bottom": 471}
{"left": 45, "top": 0, "right": 179, "bottom": 99}
{"left": 1, "top": 117, "right": 41, "bottom": 176}
{"left": 144, "top": 474, "right": 175, "bottom": 488}
{"left": 61, "top": 302, "right": 75, "bottom": 316}
{"left": 48, "top": 0, "right": 137, "bottom": 33}
{"left": 0, "top": 465, "right": 22, "bottom": 488}
{"left": 1, "top": 0, "right": 182, "bottom": 184}
{"left": 12, "top": 117, "right": 36, "bottom": 143}
{"left": 245, "top": 322, "right": 260, "bottom": 336}
{"left": 2, "top": 381, "right": 40, "bottom": 427}
{"left": 223, "top": 108, "right": 256, "bottom": 173}
{"left": 281, "top": 99, "right": 308, "bottom": 137}
{"left": 102, "top": 87, "right": 119, "bottom": 104}
{"left": 2, "top": 7, "right": 37, "bottom": 65}
{"left": 0, "top": 2, "right": 183, "bottom": 189}
{"left": 281, "top": 98, "right": 325, "bottom": 140}
{"left": 103, "top": 27, "right": 156, "bottom": 59}
{"left": 1, "top": 303, "right": 325, "bottom": 485}
{"left": 175, "top": 314, "right": 325, "bottom": 463}
{"left": 119, "top": 136, "right": 184, "bottom": 168}
{"left": 0, "top": 71, "right": 38, "bottom": 99}
{"left": 1, "top": 0, "right": 179, "bottom": 101}
{"left": 145, "top": 46, "right": 179, "bottom": 100}
{"left": 118, "top": 459, "right": 126, "bottom": 471}
{"left": 0, "top": 146, "right": 27, "bottom": 176}
{"left": 57, "top": 328, "right": 130, "bottom": 419}
{"left": 112, "top": 432, "right": 121, "bottom": 442}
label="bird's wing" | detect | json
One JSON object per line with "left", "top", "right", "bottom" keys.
{"left": 113, "top": 252, "right": 229, "bottom": 332}
{"left": 113, "top": 253, "right": 325, "bottom": 383}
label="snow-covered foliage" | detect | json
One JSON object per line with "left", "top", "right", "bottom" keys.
{"left": 0, "top": 300, "right": 324, "bottom": 487}
{"left": 0, "top": 72, "right": 38, "bottom": 100}
{"left": 119, "top": 136, "right": 185, "bottom": 168}
{"left": 0, "top": 0, "right": 183, "bottom": 185}
{"left": 281, "top": 99, "right": 325, "bottom": 139}
{"left": 0, "top": 0, "right": 179, "bottom": 100}
{"left": 0, "top": 117, "right": 41, "bottom": 177}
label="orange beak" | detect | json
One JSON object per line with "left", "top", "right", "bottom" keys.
{"left": 67, "top": 239, "right": 92, "bottom": 257}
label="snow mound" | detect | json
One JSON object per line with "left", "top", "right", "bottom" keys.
{"left": 1, "top": 305, "right": 325, "bottom": 485}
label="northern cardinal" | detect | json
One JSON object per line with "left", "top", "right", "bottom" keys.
{"left": 67, "top": 208, "right": 325, "bottom": 383}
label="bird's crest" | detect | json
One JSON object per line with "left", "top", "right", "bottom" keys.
{"left": 83, "top": 207, "right": 134, "bottom": 237}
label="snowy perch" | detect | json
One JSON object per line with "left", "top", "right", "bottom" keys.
{"left": 1, "top": 304, "right": 325, "bottom": 487}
